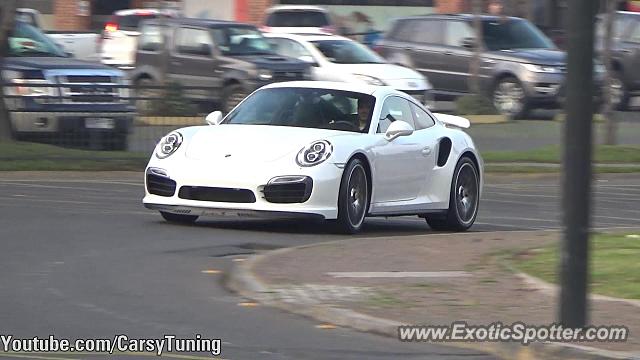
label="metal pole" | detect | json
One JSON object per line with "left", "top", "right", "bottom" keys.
{"left": 559, "top": 0, "right": 598, "bottom": 328}
{"left": 0, "top": 0, "right": 18, "bottom": 142}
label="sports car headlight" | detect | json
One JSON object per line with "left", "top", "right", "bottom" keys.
{"left": 155, "top": 131, "right": 183, "bottom": 159}
{"left": 296, "top": 140, "right": 333, "bottom": 167}
{"left": 353, "top": 74, "right": 385, "bottom": 86}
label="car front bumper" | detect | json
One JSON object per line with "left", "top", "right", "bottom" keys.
{"left": 10, "top": 111, "right": 135, "bottom": 134}
{"left": 142, "top": 158, "right": 344, "bottom": 220}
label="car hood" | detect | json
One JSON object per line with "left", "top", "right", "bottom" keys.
{"left": 4, "top": 57, "right": 121, "bottom": 71}
{"left": 486, "top": 48, "right": 566, "bottom": 66}
{"left": 185, "top": 124, "right": 353, "bottom": 163}
{"left": 336, "top": 63, "right": 430, "bottom": 90}
{"left": 231, "top": 54, "right": 310, "bottom": 72}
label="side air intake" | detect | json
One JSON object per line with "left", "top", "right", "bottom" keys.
{"left": 437, "top": 138, "right": 452, "bottom": 167}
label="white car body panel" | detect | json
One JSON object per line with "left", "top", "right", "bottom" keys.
{"left": 143, "top": 81, "right": 482, "bottom": 222}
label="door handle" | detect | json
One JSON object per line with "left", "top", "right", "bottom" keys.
{"left": 422, "top": 146, "right": 432, "bottom": 156}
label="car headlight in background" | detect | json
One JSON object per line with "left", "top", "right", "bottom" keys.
{"left": 353, "top": 74, "right": 385, "bottom": 86}
{"left": 257, "top": 69, "right": 273, "bottom": 81}
{"left": 594, "top": 63, "right": 606, "bottom": 73}
{"left": 2, "top": 70, "right": 58, "bottom": 102}
{"left": 521, "top": 63, "right": 563, "bottom": 74}
{"left": 156, "top": 131, "right": 183, "bottom": 159}
{"left": 296, "top": 140, "right": 333, "bottom": 167}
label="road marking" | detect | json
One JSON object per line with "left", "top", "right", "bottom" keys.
{"left": 201, "top": 269, "right": 221, "bottom": 274}
{"left": 326, "top": 271, "right": 471, "bottom": 278}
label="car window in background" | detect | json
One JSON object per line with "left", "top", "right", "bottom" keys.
{"left": 175, "top": 27, "right": 214, "bottom": 56}
{"left": 413, "top": 20, "right": 443, "bottom": 44}
{"left": 410, "top": 103, "right": 436, "bottom": 130}
{"left": 482, "top": 18, "right": 555, "bottom": 51}
{"left": 213, "top": 27, "right": 273, "bottom": 56}
{"left": 116, "top": 14, "right": 159, "bottom": 31}
{"left": 390, "top": 20, "right": 418, "bottom": 41}
{"left": 266, "top": 11, "right": 330, "bottom": 27}
{"left": 377, "top": 96, "right": 415, "bottom": 133}
{"left": 446, "top": 21, "right": 475, "bottom": 47}
{"left": 269, "top": 38, "right": 311, "bottom": 59}
{"left": 15, "top": 11, "right": 38, "bottom": 28}
{"left": 138, "top": 24, "right": 166, "bottom": 51}
{"left": 311, "top": 40, "right": 384, "bottom": 64}
{"left": 224, "top": 87, "right": 375, "bottom": 133}
{"left": 9, "top": 22, "right": 66, "bottom": 57}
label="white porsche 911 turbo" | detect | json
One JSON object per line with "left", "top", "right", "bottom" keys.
{"left": 143, "top": 81, "right": 483, "bottom": 233}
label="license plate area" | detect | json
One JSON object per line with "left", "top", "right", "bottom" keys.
{"left": 85, "top": 118, "right": 114, "bottom": 129}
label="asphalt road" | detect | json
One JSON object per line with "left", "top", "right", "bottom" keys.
{"left": 0, "top": 172, "right": 639, "bottom": 360}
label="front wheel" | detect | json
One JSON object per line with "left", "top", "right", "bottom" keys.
{"left": 492, "top": 77, "right": 529, "bottom": 119}
{"left": 160, "top": 211, "right": 199, "bottom": 224}
{"left": 336, "top": 159, "right": 369, "bottom": 234}
{"left": 426, "top": 157, "right": 479, "bottom": 231}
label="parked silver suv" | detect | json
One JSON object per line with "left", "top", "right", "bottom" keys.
{"left": 378, "top": 14, "right": 603, "bottom": 118}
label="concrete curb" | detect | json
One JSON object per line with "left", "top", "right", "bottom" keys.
{"left": 226, "top": 235, "right": 639, "bottom": 360}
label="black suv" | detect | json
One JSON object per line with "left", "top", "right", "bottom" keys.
{"left": 597, "top": 11, "right": 640, "bottom": 110}
{"left": 377, "top": 14, "right": 601, "bottom": 118}
{"left": 131, "top": 18, "right": 310, "bottom": 112}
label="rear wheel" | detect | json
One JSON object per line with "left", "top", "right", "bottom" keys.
{"left": 610, "top": 71, "right": 629, "bottom": 111}
{"left": 426, "top": 157, "right": 479, "bottom": 231}
{"left": 160, "top": 211, "right": 199, "bottom": 224}
{"left": 336, "top": 159, "right": 369, "bottom": 234}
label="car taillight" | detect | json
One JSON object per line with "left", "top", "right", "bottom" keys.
{"left": 105, "top": 22, "right": 118, "bottom": 33}
{"left": 321, "top": 25, "right": 336, "bottom": 34}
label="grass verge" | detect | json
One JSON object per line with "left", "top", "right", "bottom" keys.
{"left": 512, "top": 233, "right": 640, "bottom": 300}
{"left": 0, "top": 142, "right": 148, "bottom": 171}
{"left": 483, "top": 145, "right": 640, "bottom": 164}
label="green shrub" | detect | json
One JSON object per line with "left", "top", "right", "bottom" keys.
{"left": 153, "top": 81, "right": 200, "bottom": 116}
{"left": 454, "top": 94, "right": 498, "bottom": 115}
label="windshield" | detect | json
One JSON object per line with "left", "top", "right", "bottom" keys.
{"left": 213, "top": 27, "right": 273, "bottom": 56}
{"left": 116, "top": 14, "right": 159, "bottom": 31}
{"left": 311, "top": 40, "right": 385, "bottom": 64}
{"left": 9, "top": 22, "right": 66, "bottom": 57}
{"left": 224, "top": 87, "right": 376, "bottom": 133}
{"left": 482, "top": 19, "right": 555, "bottom": 51}
{"left": 266, "top": 11, "right": 330, "bottom": 27}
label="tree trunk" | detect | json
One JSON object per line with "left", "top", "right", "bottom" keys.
{"left": 603, "top": 0, "right": 619, "bottom": 145}
{"left": 469, "top": 0, "right": 483, "bottom": 95}
{"left": 0, "top": 0, "right": 18, "bottom": 142}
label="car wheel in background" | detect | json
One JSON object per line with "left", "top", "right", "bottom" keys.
{"left": 160, "top": 211, "right": 199, "bottom": 224}
{"left": 426, "top": 156, "right": 479, "bottom": 232}
{"left": 222, "top": 84, "right": 248, "bottom": 113}
{"left": 135, "top": 78, "right": 159, "bottom": 116}
{"left": 492, "top": 76, "right": 529, "bottom": 119}
{"left": 610, "top": 71, "right": 629, "bottom": 111}
{"left": 336, "top": 158, "right": 369, "bottom": 234}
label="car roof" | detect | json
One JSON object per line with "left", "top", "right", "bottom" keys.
{"left": 114, "top": 8, "right": 175, "bottom": 16}
{"left": 264, "top": 33, "right": 350, "bottom": 42}
{"left": 395, "top": 13, "right": 522, "bottom": 22}
{"left": 266, "top": 5, "right": 328, "bottom": 13}
{"left": 261, "top": 81, "right": 401, "bottom": 97}
{"left": 145, "top": 17, "right": 256, "bottom": 28}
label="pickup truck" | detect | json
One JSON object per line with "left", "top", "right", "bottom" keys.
{"left": 16, "top": 8, "right": 99, "bottom": 62}
{"left": 3, "top": 21, "right": 135, "bottom": 150}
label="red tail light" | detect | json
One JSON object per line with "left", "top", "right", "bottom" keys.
{"left": 105, "top": 22, "right": 118, "bottom": 33}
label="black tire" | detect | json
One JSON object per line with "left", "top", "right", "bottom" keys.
{"left": 426, "top": 157, "right": 479, "bottom": 232}
{"left": 492, "top": 76, "right": 529, "bottom": 119}
{"left": 160, "top": 211, "right": 199, "bottom": 224}
{"left": 222, "top": 83, "right": 248, "bottom": 113}
{"left": 610, "top": 71, "right": 629, "bottom": 111}
{"left": 336, "top": 158, "right": 369, "bottom": 234}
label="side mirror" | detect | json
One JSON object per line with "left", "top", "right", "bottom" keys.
{"left": 384, "top": 120, "right": 414, "bottom": 141}
{"left": 299, "top": 55, "right": 318, "bottom": 66}
{"left": 205, "top": 111, "right": 223, "bottom": 125}
{"left": 461, "top": 37, "right": 476, "bottom": 49}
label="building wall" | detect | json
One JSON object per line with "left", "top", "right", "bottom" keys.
{"left": 182, "top": 0, "right": 235, "bottom": 20}
{"left": 54, "top": 0, "right": 91, "bottom": 30}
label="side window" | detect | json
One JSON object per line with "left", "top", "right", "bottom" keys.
{"left": 377, "top": 96, "right": 415, "bottom": 133}
{"left": 413, "top": 20, "right": 443, "bottom": 44}
{"left": 410, "top": 103, "right": 436, "bottom": 130}
{"left": 391, "top": 20, "right": 418, "bottom": 42}
{"left": 139, "top": 24, "right": 165, "bottom": 52}
{"left": 628, "top": 23, "right": 640, "bottom": 43}
{"left": 175, "top": 27, "right": 214, "bottom": 56}
{"left": 269, "top": 38, "right": 311, "bottom": 59}
{"left": 445, "top": 21, "right": 475, "bottom": 47}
